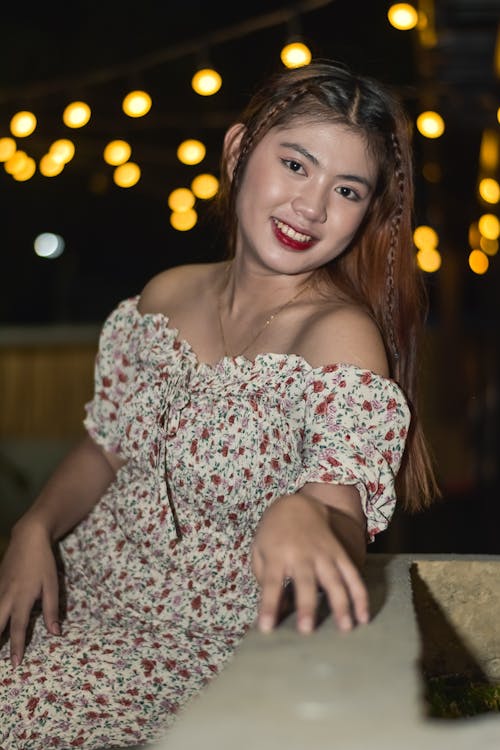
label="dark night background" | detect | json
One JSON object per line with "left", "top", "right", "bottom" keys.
{"left": 0, "top": 0, "right": 499, "bottom": 555}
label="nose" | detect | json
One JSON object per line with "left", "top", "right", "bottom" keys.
{"left": 291, "top": 185, "right": 328, "bottom": 224}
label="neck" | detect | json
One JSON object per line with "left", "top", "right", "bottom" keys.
{"left": 221, "top": 259, "right": 315, "bottom": 315}
{"left": 216, "top": 260, "right": 315, "bottom": 359}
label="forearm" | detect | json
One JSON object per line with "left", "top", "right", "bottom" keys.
{"left": 12, "top": 434, "right": 118, "bottom": 543}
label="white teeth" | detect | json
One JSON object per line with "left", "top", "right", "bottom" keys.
{"left": 274, "top": 219, "right": 312, "bottom": 243}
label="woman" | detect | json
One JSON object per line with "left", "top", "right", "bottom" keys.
{"left": 0, "top": 59, "right": 438, "bottom": 748}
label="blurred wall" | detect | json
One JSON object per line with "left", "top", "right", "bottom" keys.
{"left": 0, "top": 327, "right": 97, "bottom": 541}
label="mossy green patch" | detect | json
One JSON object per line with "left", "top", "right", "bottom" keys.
{"left": 426, "top": 675, "right": 500, "bottom": 719}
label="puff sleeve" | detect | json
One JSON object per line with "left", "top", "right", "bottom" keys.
{"left": 83, "top": 296, "right": 142, "bottom": 455}
{"left": 298, "top": 364, "right": 411, "bottom": 541}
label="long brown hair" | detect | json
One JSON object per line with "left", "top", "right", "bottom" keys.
{"left": 215, "top": 59, "right": 440, "bottom": 511}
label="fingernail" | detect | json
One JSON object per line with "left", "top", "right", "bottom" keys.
{"left": 11, "top": 655, "right": 20, "bottom": 668}
{"left": 52, "top": 621, "right": 61, "bottom": 636}
{"left": 259, "top": 615, "right": 274, "bottom": 633}
{"left": 339, "top": 615, "right": 352, "bottom": 631}
{"left": 358, "top": 611, "right": 369, "bottom": 625}
{"left": 298, "top": 616, "right": 313, "bottom": 634}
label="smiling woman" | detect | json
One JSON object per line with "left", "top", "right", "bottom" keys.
{"left": 0, "top": 59, "right": 440, "bottom": 749}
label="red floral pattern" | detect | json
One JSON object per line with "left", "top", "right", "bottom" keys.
{"left": 0, "top": 295, "right": 410, "bottom": 748}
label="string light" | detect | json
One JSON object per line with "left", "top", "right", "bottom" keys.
{"left": 5, "top": 150, "right": 29, "bottom": 176}
{"left": 387, "top": 3, "right": 419, "bottom": 31}
{"left": 413, "top": 224, "right": 438, "bottom": 250}
{"left": 480, "top": 237, "right": 499, "bottom": 256}
{"left": 104, "top": 140, "right": 132, "bottom": 166}
{"left": 168, "top": 187, "right": 195, "bottom": 212}
{"left": 479, "top": 129, "right": 499, "bottom": 171}
{"left": 468, "top": 249, "right": 489, "bottom": 274}
{"left": 478, "top": 177, "right": 500, "bottom": 204}
{"left": 50, "top": 139, "right": 75, "bottom": 164}
{"left": 13, "top": 157, "right": 36, "bottom": 181}
{"left": 63, "top": 101, "right": 91, "bottom": 128}
{"left": 414, "top": 224, "right": 441, "bottom": 272}
{"left": 478, "top": 213, "right": 500, "bottom": 240}
{"left": 0, "top": 137, "right": 16, "bottom": 162}
{"left": 10, "top": 111, "right": 37, "bottom": 137}
{"left": 416, "top": 110, "right": 445, "bottom": 138}
{"left": 0, "top": 1, "right": 494, "bottom": 276}
{"left": 280, "top": 13, "right": 312, "bottom": 69}
{"left": 39, "top": 153, "right": 65, "bottom": 177}
{"left": 191, "top": 67, "right": 222, "bottom": 96}
{"left": 280, "top": 41, "right": 312, "bottom": 69}
{"left": 191, "top": 173, "right": 219, "bottom": 199}
{"left": 122, "top": 90, "right": 152, "bottom": 117}
{"left": 417, "top": 246, "right": 441, "bottom": 272}
{"left": 177, "top": 139, "right": 206, "bottom": 165}
{"left": 113, "top": 162, "right": 141, "bottom": 187}
{"left": 170, "top": 209, "right": 197, "bottom": 231}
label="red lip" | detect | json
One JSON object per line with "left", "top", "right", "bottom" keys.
{"left": 272, "top": 220, "right": 315, "bottom": 251}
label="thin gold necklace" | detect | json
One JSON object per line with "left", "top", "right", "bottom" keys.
{"left": 217, "top": 266, "right": 310, "bottom": 358}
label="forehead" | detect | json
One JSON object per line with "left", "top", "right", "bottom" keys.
{"left": 262, "top": 120, "right": 378, "bottom": 175}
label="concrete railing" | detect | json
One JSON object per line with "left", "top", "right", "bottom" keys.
{"left": 147, "top": 553, "right": 500, "bottom": 750}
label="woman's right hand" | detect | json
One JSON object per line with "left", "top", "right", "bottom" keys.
{"left": 0, "top": 519, "right": 61, "bottom": 667}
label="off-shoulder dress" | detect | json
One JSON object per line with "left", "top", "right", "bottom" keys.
{"left": 0, "top": 295, "right": 410, "bottom": 749}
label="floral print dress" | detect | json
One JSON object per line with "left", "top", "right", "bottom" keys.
{"left": 0, "top": 295, "right": 410, "bottom": 749}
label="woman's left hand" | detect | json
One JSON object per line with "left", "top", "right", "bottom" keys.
{"left": 251, "top": 492, "right": 369, "bottom": 634}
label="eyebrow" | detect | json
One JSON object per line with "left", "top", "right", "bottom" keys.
{"left": 280, "top": 141, "right": 374, "bottom": 191}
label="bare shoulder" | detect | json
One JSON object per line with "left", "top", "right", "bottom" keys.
{"left": 138, "top": 262, "right": 222, "bottom": 315}
{"left": 300, "top": 302, "right": 389, "bottom": 377}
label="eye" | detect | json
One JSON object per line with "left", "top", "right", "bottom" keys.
{"left": 282, "top": 158, "right": 305, "bottom": 175}
{"left": 336, "top": 185, "right": 361, "bottom": 201}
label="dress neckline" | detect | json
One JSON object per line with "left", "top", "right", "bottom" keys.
{"left": 126, "top": 294, "right": 394, "bottom": 382}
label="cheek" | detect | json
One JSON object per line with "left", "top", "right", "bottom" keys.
{"left": 239, "top": 164, "right": 285, "bottom": 214}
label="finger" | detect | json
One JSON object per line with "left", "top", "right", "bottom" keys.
{"left": 0, "top": 600, "right": 12, "bottom": 638}
{"left": 316, "top": 561, "right": 355, "bottom": 632}
{"left": 257, "top": 569, "right": 286, "bottom": 633}
{"left": 251, "top": 547, "right": 264, "bottom": 584}
{"left": 42, "top": 575, "right": 61, "bottom": 636}
{"left": 292, "top": 569, "right": 320, "bottom": 634}
{"left": 9, "top": 610, "right": 30, "bottom": 667}
{"left": 336, "top": 557, "right": 370, "bottom": 625}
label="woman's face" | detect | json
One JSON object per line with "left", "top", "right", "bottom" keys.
{"left": 232, "top": 119, "right": 378, "bottom": 276}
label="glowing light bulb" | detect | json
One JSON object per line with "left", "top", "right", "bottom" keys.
{"left": 39, "top": 154, "right": 65, "bottom": 177}
{"left": 104, "top": 140, "right": 132, "bottom": 166}
{"left": 191, "top": 68, "right": 222, "bottom": 96}
{"left": 478, "top": 213, "right": 500, "bottom": 240}
{"left": 280, "top": 41, "right": 312, "bottom": 69}
{"left": 387, "top": 3, "right": 418, "bottom": 30}
{"left": 416, "top": 247, "right": 441, "bottom": 272}
{"left": 50, "top": 139, "right": 75, "bottom": 164}
{"left": 168, "top": 188, "right": 195, "bottom": 212}
{"left": 63, "top": 101, "right": 91, "bottom": 128}
{"left": 191, "top": 173, "right": 219, "bottom": 199}
{"left": 0, "top": 137, "right": 16, "bottom": 162}
{"left": 468, "top": 249, "right": 489, "bottom": 275}
{"left": 170, "top": 209, "right": 197, "bottom": 231}
{"left": 478, "top": 178, "right": 500, "bottom": 204}
{"left": 10, "top": 110, "right": 37, "bottom": 137}
{"left": 416, "top": 111, "right": 445, "bottom": 138}
{"left": 113, "top": 162, "right": 141, "bottom": 187}
{"left": 413, "top": 225, "right": 438, "bottom": 250}
{"left": 177, "top": 139, "right": 206, "bottom": 166}
{"left": 122, "top": 90, "right": 152, "bottom": 117}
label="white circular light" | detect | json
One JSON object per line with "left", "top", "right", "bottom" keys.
{"left": 34, "top": 232, "right": 65, "bottom": 258}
